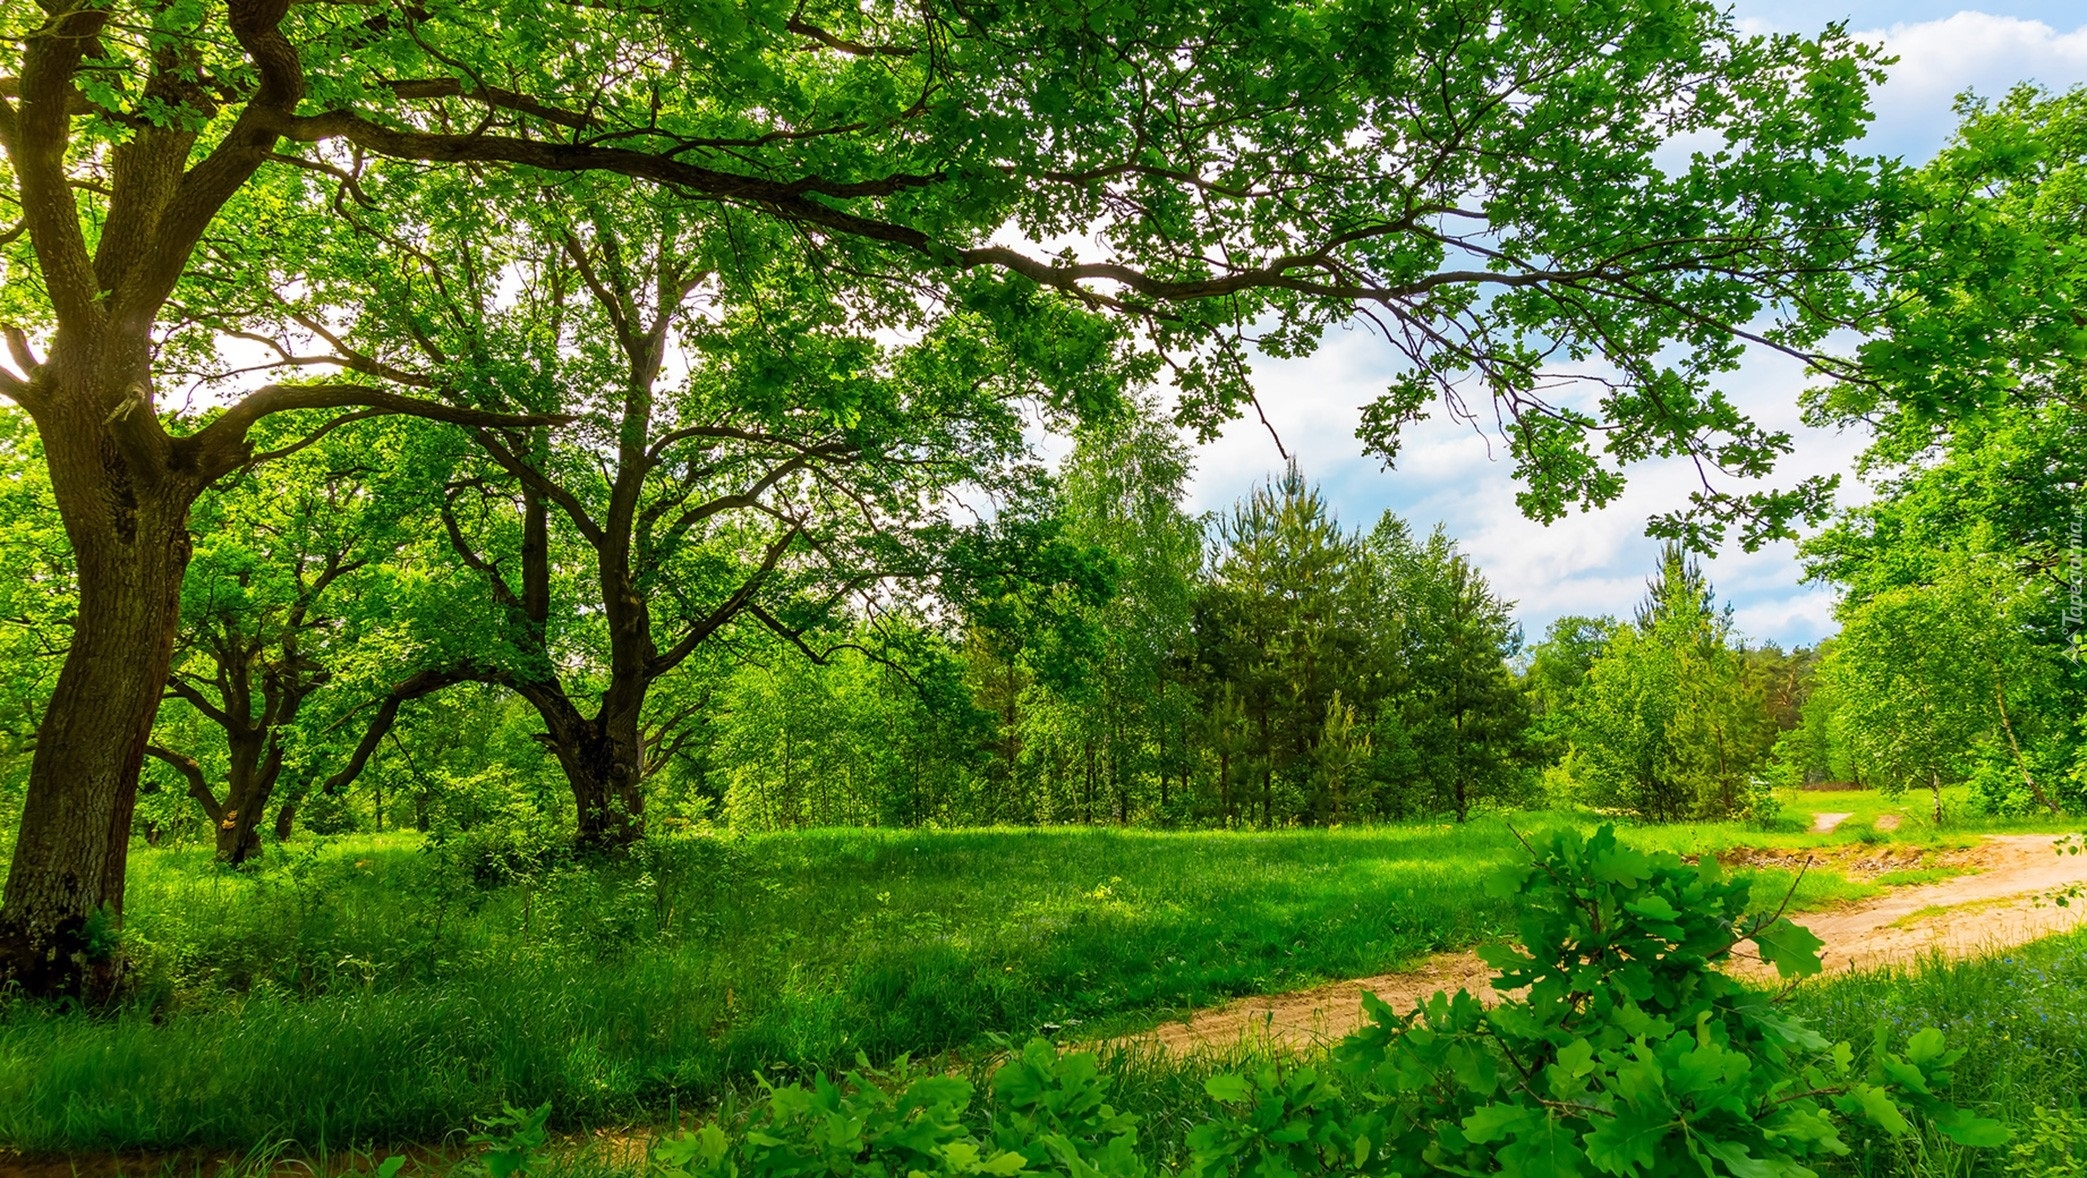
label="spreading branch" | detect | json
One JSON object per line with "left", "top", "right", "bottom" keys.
{"left": 180, "top": 383, "right": 573, "bottom": 483}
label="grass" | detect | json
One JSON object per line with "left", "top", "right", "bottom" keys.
{"left": 1787, "top": 927, "right": 2087, "bottom": 1176}
{"left": 0, "top": 795, "right": 2074, "bottom": 1163}
{"left": 3, "top": 819, "right": 1552, "bottom": 1152}
{"left": 1874, "top": 866, "right": 1978, "bottom": 887}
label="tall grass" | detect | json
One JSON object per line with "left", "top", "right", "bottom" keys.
{"left": 0, "top": 811, "right": 2031, "bottom": 1156}
{"left": 3, "top": 822, "right": 1545, "bottom": 1150}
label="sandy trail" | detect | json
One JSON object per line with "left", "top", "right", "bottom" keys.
{"left": 1127, "top": 834, "right": 2087, "bottom": 1054}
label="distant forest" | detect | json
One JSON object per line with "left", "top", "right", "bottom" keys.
{"left": 5, "top": 366, "right": 2077, "bottom": 852}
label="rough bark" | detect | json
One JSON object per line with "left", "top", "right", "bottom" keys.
{"left": 547, "top": 702, "right": 649, "bottom": 851}
{"left": 1, "top": 352, "right": 188, "bottom": 999}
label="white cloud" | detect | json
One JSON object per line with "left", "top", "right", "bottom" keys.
{"left": 1856, "top": 13, "right": 2087, "bottom": 156}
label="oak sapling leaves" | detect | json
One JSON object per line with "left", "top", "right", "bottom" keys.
{"left": 1751, "top": 918, "right": 1827, "bottom": 980}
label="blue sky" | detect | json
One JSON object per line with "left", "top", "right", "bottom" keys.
{"left": 1175, "top": 5, "right": 2087, "bottom": 649}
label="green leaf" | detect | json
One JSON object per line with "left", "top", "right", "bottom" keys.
{"left": 1700, "top": 1137, "right": 1786, "bottom": 1178}
{"left": 1625, "top": 894, "right": 1681, "bottom": 922}
{"left": 1903, "top": 1027, "right": 1949, "bottom": 1066}
{"left": 1585, "top": 1112, "right": 1664, "bottom": 1174}
{"left": 1460, "top": 1103, "right": 1536, "bottom": 1144}
{"left": 1844, "top": 1084, "right": 1912, "bottom": 1136}
{"left": 1750, "top": 918, "right": 1826, "bottom": 979}
{"left": 1934, "top": 1109, "right": 2011, "bottom": 1148}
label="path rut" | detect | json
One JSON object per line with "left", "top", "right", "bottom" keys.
{"left": 1127, "top": 834, "right": 2087, "bottom": 1054}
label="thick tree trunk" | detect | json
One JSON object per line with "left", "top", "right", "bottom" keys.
{"left": 553, "top": 721, "right": 647, "bottom": 851}
{"left": 522, "top": 679, "right": 648, "bottom": 852}
{"left": 0, "top": 367, "right": 191, "bottom": 999}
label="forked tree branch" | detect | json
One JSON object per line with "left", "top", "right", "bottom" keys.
{"left": 145, "top": 744, "right": 224, "bottom": 822}
{"left": 180, "top": 383, "right": 573, "bottom": 483}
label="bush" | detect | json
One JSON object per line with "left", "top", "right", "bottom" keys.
{"left": 426, "top": 808, "right": 574, "bottom": 887}
{"left": 615, "top": 825, "right": 2005, "bottom": 1178}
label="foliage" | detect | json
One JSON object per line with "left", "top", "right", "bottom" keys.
{"left": 698, "top": 454, "right": 1547, "bottom": 832}
{"left": 1194, "top": 467, "right": 1377, "bottom": 827}
{"left": 1821, "top": 563, "right": 2058, "bottom": 822}
{"left": 1565, "top": 548, "right": 1789, "bottom": 821}
{"left": 0, "top": 413, "right": 68, "bottom": 836}
{"left": 468, "top": 1102, "right": 553, "bottom": 1178}
{"left": 1371, "top": 520, "right": 1538, "bottom": 821}
{"left": 1800, "top": 85, "right": 2087, "bottom": 821}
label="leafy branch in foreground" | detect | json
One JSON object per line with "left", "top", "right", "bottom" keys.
{"left": 620, "top": 826, "right": 2004, "bottom": 1178}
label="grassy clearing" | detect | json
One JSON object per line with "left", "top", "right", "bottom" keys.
{"left": 0, "top": 796, "right": 2062, "bottom": 1158}
{"left": 3, "top": 820, "right": 1547, "bottom": 1152}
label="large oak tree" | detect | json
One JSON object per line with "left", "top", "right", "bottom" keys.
{"left": 2, "top": 0, "right": 1887, "bottom": 995}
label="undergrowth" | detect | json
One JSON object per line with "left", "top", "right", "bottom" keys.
{"left": 0, "top": 812, "right": 2053, "bottom": 1160}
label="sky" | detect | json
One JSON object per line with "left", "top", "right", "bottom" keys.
{"left": 1172, "top": 4, "right": 2087, "bottom": 650}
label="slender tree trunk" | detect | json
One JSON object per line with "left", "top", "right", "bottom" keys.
{"left": 273, "top": 788, "right": 303, "bottom": 842}
{"left": 1, "top": 364, "right": 192, "bottom": 998}
{"left": 1991, "top": 682, "right": 2060, "bottom": 816}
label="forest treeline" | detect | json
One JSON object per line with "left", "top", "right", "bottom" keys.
{"left": 5, "top": 350, "right": 2083, "bottom": 848}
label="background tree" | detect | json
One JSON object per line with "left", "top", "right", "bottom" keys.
{"left": 1567, "top": 546, "right": 1775, "bottom": 820}
{"left": 285, "top": 172, "right": 1145, "bottom": 848}
{"left": 1018, "top": 399, "right": 1203, "bottom": 823}
{"left": 947, "top": 489, "right": 1117, "bottom": 824}
{"left": 1520, "top": 615, "right": 1615, "bottom": 768}
{"left": 1373, "top": 521, "right": 1534, "bottom": 821}
{"left": 1824, "top": 563, "right": 2061, "bottom": 821}
{"left": 1195, "top": 468, "right": 1373, "bottom": 827}
{"left": 1803, "top": 85, "right": 2087, "bottom": 817}
{"left": 142, "top": 415, "right": 429, "bottom": 862}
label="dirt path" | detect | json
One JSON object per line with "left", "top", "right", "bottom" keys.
{"left": 1127, "top": 834, "right": 2087, "bottom": 1054}
{"left": 1811, "top": 811, "right": 1854, "bottom": 833}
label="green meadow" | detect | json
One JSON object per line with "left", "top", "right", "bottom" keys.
{"left": 2, "top": 793, "right": 2066, "bottom": 1158}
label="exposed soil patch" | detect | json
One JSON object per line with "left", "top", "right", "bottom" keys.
{"left": 1726, "top": 834, "right": 2087, "bottom": 979}
{"left": 1127, "top": 834, "right": 2087, "bottom": 1054}
{"left": 1811, "top": 811, "right": 1854, "bottom": 833}
{"left": 1714, "top": 839, "right": 1989, "bottom": 881}
{"left": 1127, "top": 951, "right": 1509, "bottom": 1056}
